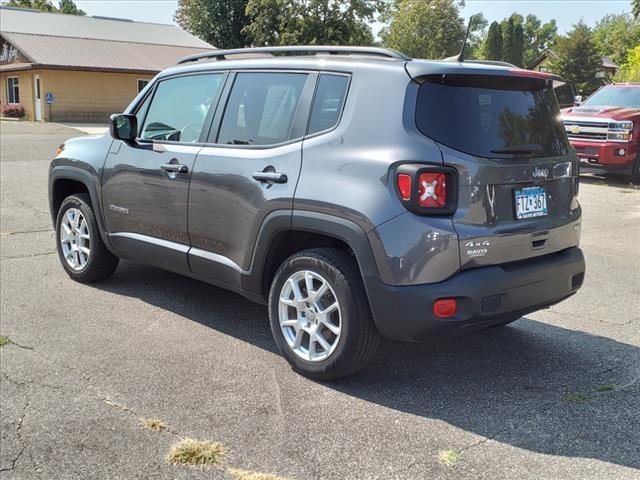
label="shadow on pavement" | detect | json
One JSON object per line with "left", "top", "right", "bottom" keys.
{"left": 98, "top": 261, "right": 640, "bottom": 470}
{"left": 579, "top": 173, "right": 639, "bottom": 190}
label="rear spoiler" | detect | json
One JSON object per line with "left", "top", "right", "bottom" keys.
{"left": 406, "top": 61, "right": 567, "bottom": 88}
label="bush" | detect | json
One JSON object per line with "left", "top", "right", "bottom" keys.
{"left": 2, "top": 104, "right": 26, "bottom": 118}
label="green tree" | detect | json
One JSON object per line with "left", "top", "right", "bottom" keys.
{"left": 2, "top": 0, "right": 85, "bottom": 14}
{"left": 501, "top": 14, "right": 524, "bottom": 66}
{"left": 466, "top": 12, "right": 488, "bottom": 59}
{"left": 58, "top": 0, "right": 84, "bottom": 15}
{"left": 381, "top": 0, "right": 466, "bottom": 59}
{"left": 592, "top": 13, "right": 640, "bottom": 67}
{"left": 2, "top": 0, "right": 57, "bottom": 11}
{"left": 615, "top": 45, "right": 640, "bottom": 82}
{"left": 550, "top": 21, "right": 602, "bottom": 95}
{"left": 633, "top": 0, "right": 639, "bottom": 20}
{"left": 523, "top": 14, "right": 557, "bottom": 67}
{"left": 244, "top": 0, "right": 380, "bottom": 47}
{"left": 484, "top": 21, "right": 503, "bottom": 60}
{"left": 175, "top": 0, "right": 249, "bottom": 48}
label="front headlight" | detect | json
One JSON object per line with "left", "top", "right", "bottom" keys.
{"left": 608, "top": 120, "right": 633, "bottom": 142}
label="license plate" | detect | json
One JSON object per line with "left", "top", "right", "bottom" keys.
{"left": 514, "top": 187, "right": 547, "bottom": 219}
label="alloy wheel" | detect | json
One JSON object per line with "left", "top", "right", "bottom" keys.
{"left": 278, "top": 270, "right": 342, "bottom": 362}
{"left": 59, "top": 208, "right": 91, "bottom": 271}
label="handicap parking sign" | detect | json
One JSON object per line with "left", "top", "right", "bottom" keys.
{"left": 46, "top": 92, "right": 54, "bottom": 104}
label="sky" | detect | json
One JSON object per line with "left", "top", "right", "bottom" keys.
{"left": 73, "top": 0, "right": 633, "bottom": 34}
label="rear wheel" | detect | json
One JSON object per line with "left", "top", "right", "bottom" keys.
{"left": 55, "top": 194, "right": 119, "bottom": 283}
{"left": 268, "top": 248, "right": 379, "bottom": 380}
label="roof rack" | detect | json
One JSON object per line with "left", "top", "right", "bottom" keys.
{"left": 177, "top": 45, "right": 411, "bottom": 65}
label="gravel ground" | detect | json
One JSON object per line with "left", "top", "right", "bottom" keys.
{"left": 1, "top": 121, "right": 639, "bottom": 480}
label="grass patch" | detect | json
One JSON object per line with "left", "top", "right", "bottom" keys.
{"left": 166, "top": 438, "right": 226, "bottom": 469}
{"left": 0, "top": 336, "right": 9, "bottom": 348}
{"left": 563, "top": 393, "right": 588, "bottom": 404}
{"left": 228, "top": 468, "right": 289, "bottom": 480}
{"left": 595, "top": 384, "right": 616, "bottom": 392}
{"left": 438, "top": 450, "right": 461, "bottom": 466}
{"left": 140, "top": 417, "right": 166, "bottom": 432}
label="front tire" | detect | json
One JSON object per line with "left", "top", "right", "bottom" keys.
{"left": 55, "top": 193, "right": 119, "bottom": 283}
{"left": 268, "top": 248, "right": 379, "bottom": 380}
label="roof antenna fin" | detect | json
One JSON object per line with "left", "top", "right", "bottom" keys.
{"left": 457, "top": 15, "right": 476, "bottom": 62}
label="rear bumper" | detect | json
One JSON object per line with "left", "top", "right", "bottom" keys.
{"left": 365, "top": 247, "right": 585, "bottom": 342}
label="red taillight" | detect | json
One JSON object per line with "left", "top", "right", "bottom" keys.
{"left": 418, "top": 172, "right": 446, "bottom": 208}
{"left": 397, "top": 173, "right": 412, "bottom": 201}
{"left": 433, "top": 298, "right": 457, "bottom": 318}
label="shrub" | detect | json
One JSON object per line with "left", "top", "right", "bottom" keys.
{"left": 2, "top": 104, "right": 25, "bottom": 118}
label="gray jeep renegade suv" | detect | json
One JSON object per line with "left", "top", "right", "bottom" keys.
{"left": 48, "top": 46, "right": 585, "bottom": 379}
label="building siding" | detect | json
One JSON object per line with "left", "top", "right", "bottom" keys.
{"left": 1, "top": 69, "right": 153, "bottom": 122}
{"left": 1, "top": 70, "right": 34, "bottom": 119}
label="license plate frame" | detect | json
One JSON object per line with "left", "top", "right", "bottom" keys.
{"left": 514, "top": 186, "right": 548, "bottom": 220}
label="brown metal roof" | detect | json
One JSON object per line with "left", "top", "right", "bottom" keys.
{"left": 2, "top": 32, "right": 212, "bottom": 73}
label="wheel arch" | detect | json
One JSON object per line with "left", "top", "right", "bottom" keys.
{"left": 244, "top": 210, "right": 382, "bottom": 308}
{"left": 49, "top": 165, "right": 114, "bottom": 252}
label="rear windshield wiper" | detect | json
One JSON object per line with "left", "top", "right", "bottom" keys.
{"left": 491, "top": 144, "right": 543, "bottom": 155}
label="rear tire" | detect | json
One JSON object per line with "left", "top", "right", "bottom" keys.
{"left": 55, "top": 193, "right": 119, "bottom": 283}
{"left": 268, "top": 248, "right": 379, "bottom": 380}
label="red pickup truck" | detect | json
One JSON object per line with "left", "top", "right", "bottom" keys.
{"left": 561, "top": 83, "right": 640, "bottom": 183}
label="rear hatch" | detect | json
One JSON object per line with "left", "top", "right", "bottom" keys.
{"left": 412, "top": 69, "right": 581, "bottom": 269}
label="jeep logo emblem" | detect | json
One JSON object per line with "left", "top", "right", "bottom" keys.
{"left": 532, "top": 167, "right": 549, "bottom": 179}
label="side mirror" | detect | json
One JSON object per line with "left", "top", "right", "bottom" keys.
{"left": 573, "top": 95, "right": 583, "bottom": 107}
{"left": 110, "top": 114, "right": 137, "bottom": 142}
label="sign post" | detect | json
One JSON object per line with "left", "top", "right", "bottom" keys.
{"left": 46, "top": 92, "right": 54, "bottom": 121}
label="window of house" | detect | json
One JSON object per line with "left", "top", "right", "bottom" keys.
{"left": 137, "top": 79, "right": 150, "bottom": 93}
{"left": 140, "top": 73, "right": 224, "bottom": 143}
{"left": 308, "top": 74, "right": 349, "bottom": 135}
{"left": 217, "top": 72, "right": 308, "bottom": 145}
{"left": 7, "top": 77, "right": 19, "bottom": 104}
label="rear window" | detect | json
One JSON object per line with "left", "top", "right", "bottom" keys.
{"left": 416, "top": 75, "right": 568, "bottom": 158}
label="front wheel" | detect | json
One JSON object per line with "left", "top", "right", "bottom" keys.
{"left": 55, "top": 193, "right": 119, "bottom": 283}
{"left": 268, "top": 248, "right": 379, "bottom": 380}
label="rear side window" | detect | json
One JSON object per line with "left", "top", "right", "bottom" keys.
{"left": 416, "top": 75, "right": 568, "bottom": 158}
{"left": 141, "top": 74, "right": 223, "bottom": 143}
{"left": 217, "top": 72, "right": 307, "bottom": 145}
{"left": 308, "top": 74, "right": 349, "bottom": 135}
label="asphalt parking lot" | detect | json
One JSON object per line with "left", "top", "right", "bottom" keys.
{"left": 1, "top": 120, "right": 639, "bottom": 480}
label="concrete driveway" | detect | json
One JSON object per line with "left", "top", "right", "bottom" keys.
{"left": 1, "top": 121, "right": 639, "bottom": 479}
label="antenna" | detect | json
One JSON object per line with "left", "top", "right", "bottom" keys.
{"left": 456, "top": 15, "right": 476, "bottom": 62}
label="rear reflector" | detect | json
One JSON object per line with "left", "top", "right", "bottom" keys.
{"left": 418, "top": 172, "right": 446, "bottom": 208}
{"left": 397, "top": 173, "right": 412, "bottom": 201}
{"left": 433, "top": 298, "right": 457, "bottom": 318}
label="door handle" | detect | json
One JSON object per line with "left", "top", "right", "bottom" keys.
{"left": 161, "top": 163, "right": 188, "bottom": 174}
{"left": 252, "top": 171, "right": 287, "bottom": 184}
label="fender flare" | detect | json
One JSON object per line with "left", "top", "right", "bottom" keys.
{"left": 49, "top": 165, "right": 114, "bottom": 252}
{"left": 243, "top": 210, "right": 382, "bottom": 313}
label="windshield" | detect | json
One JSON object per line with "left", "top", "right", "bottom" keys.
{"left": 416, "top": 75, "right": 568, "bottom": 158}
{"left": 583, "top": 86, "right": 640, "bottom": 109}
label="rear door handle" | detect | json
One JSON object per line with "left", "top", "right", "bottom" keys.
{"left": 252, "top": 171, "right": 287, "bottom": 184}
{"left": 161, "top": 163, "right": 188, "bottom": 174}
